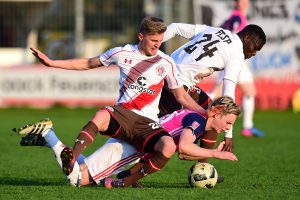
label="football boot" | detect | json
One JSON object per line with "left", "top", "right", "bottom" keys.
{"left": 20, "top": 134, "right": 47, "bottom": 146}
{"left": 12, "top": 118, "right": 53, "bottom": 136}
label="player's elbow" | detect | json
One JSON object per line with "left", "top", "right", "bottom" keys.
{"left": 177, "top": 143, "right": 187, "bottom": 155}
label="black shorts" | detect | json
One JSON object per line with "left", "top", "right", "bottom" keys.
{"left": 158, "top": 81, "right": 212, "bottom": 117}
{"left": 100, "top": 105, "right": 170, "bottom": 153}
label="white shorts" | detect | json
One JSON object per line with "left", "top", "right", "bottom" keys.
{"left": 84, "top": 138, "right": 142, "bottom": 184}
{"left": 215, "top": 62, "right": 253, "bottom": 84}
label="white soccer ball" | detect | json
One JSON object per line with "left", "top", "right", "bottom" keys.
{"left": 188, "top": 162, "right": 218, "bottom": 189}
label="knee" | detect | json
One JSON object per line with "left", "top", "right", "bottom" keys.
{"left": 92, "top": 109, "right": 111, "bottom": 131}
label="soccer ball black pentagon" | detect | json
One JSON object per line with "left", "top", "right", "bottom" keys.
{"left": 188, "top": 162, "right": 218, "bottom": 189}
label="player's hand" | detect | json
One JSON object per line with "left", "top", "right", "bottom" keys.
{"left": 217, "top": 141, "right": 225, "bottom": 151}
{"left": 213, "top": 149, "right": 238, "bottom": 161}
{"left": 222, "top": 137, "right": 233, "bottom": 152}
{"left": 30, "top": 47, "right": 52, "bottom": 67}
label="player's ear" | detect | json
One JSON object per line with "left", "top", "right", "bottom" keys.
{"left": 243, "top": 35, "right": 252, "bottom": 45}
{"left": 210, "top": 105, "right": 226, "bottom": 116}
{"left": 138, "top": 33, "right": 144, "bottom": 41}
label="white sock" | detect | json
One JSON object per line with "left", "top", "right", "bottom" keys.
{"left": 43, "top": 129, "right": 86, "bottom": 168}
{"left": 242, "top": 95, "right": 254, "bottom": 129}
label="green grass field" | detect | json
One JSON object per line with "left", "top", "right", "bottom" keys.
{"left": 0, "top": 107, "right": 299, "bottom": 199}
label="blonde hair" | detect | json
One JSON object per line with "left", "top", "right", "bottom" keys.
{"left": 139, "top": 16, "right": 167, "bottom": 35}
{"left": 211, "top": 96, "right": 241, "bottom": 117}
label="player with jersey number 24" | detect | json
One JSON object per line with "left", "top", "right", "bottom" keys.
{"left": 159, "top": 22, "right": 266, "bottom": 155}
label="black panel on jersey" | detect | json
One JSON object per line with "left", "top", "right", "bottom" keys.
{"left": 181, "top": 113, "right": 207, "bottom": 138}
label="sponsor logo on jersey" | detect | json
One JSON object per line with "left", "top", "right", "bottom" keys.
{"left": 128, "top": 76, "right": 155, "bottom": 94}
{"left": 124, "top": 58, "right": 133, "bottom": 64}
{"left": 137, "top": 77, "right": 146, "bottom": 86}
{"left": 156, "top": 65, "right": 166, "bottom": 76}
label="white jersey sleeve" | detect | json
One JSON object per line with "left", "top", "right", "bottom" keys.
{"left": 164, "top": 57, "right": 183, "bottom": 89}
{"left": 99, "top": 47, "right": 123, "bottom": 66}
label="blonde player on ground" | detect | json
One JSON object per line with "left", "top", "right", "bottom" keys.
{"left": 13, "top": 96, "right": 240, "bottom": 188}
{"left": 159, "top": 22, "right": 266, "bottom": 153}
{"left": 209, "top": 0, "right": 264, "bottom": 137}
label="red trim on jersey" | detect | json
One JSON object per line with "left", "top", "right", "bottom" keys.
{"left": 92, "top": 152, "right": 142, "bottom": 181}
{"left": 92, "top": 153, "right": 141, "bottom": 181}
{"left": 102, "top": 50, "right": 134, "bottom": 63}
{"left": 162, "top": 57, "right": 179, "bottom": 86}
{"left": 121, "top": 79, "right": 164, "bottom": 110}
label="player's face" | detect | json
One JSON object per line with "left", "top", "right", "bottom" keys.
{"left": 243, "top": 35, "right": 263, "bottom": 59}
{"left": 210, "top": 113, "right": 237, "bottom": 134}
{"left": 138, "top": 33, "right": 164, "bottom": 56}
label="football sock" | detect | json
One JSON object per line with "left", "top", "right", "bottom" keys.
{"left": 242, "top": 95, "right": 254, "bottom": 129}
{"left": 123, "top": 152, "right": 169, "bottom": 187}
{"left": 73, "top": 121, "right": 98, "bottom": 160}
{"left": 44, "top": 129, "right": 86, "bottom": 168}
{"left": 43, "top": 129, "right": 59, "bottom": 148}
{"left": 199, "top": 130, "right": 217, "bottom": 163}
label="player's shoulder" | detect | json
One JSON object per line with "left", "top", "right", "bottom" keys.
{"left": 108, "top": 44, "right": 136, "bottom": 54}
{"left": 184, "top": 110, "right": 206, "bottom": 119}
{"left": 157, "top": 50, "right": 176, "bottom": 65}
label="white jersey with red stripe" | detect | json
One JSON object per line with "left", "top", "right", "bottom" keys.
{"left": 99, "top": 44, "right": 182, "bottom": 122}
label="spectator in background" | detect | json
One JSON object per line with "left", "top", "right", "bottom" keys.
{"left": 208, "top": 0, "right": 265, "bottom": 137}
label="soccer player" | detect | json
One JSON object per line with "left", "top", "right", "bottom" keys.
{"left": 209, "top": 0, "right": 265, "bottom": 137}
{"left": 159, "top": 21, "right": 266, "bottom": 152}
{"left": 14, "top": 96, "right": 240, "bottom": 188}
{"left": 29, "top": 16, "right": 205, "bottom": 188}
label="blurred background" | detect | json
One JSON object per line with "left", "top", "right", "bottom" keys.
{"left": 0, "top": 0, "right": 299, "bottom": 111}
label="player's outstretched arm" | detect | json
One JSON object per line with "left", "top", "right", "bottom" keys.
{"left": 163, "top": 23, "right": 196, "bottom": 42}
{"left": 177, "top": 129, "right": 238, "bottom": 161}
{"left": 30, "top": 47, "right": 103, "bottom": 70}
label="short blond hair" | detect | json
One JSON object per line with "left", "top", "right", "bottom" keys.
{"left": 139, "top": 16, "right": 167, "bottom": 35}
{"left": 211, "top": 96, "right": 241, "bottom": 117}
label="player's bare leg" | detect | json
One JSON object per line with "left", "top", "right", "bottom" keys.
{"left": 60, "top": 109, "right": 110, "bottom": 175}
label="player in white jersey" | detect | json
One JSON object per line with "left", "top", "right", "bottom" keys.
{"left": 159, "top": 23, "right": 266, "bottom": 153}
{"left": 209, "top": 0, "right": 265, "bottom": 138}
{"left": 29, "top": 16, "right": 205, "bottom": 188}
{"left": 13, "top": 96, "right": 240, "bottom": 188}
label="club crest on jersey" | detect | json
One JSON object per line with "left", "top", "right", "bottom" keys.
{"left": 191, "top": 121, "right": 200, "bottom": 130}
{"left": 156, "top": 65, "right": 165, "bottom": 76}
